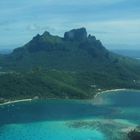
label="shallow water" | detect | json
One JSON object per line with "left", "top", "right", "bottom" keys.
{"left": 0, "top": 90, "right": 140, "bottom": 140}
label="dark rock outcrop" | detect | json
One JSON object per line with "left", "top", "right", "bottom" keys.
{"left": 64, "top": 27, "right": 87, "bottom": 41}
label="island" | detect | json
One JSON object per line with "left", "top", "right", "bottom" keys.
{"left": 0, "top": 27, "right": 140, "bottom": 104}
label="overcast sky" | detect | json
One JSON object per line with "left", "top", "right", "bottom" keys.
{"left": 0, "top": 0, "right": 140, "bottom": 49}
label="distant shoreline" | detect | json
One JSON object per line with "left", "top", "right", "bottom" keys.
{"left": 0, "top": 99, "right": 32, "bottom": 106}
{"left": 0, "top": 89, "right": 138, "bottom": 106}
{"left": 94, "top": 88, "right": 128, "bottom": 98}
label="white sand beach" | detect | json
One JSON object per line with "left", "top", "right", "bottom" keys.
{"left": 0, "top": 99, "right": 32, "bottom": 106}
{"left": 94, "top": 88, "right": 127, "bottom": 98}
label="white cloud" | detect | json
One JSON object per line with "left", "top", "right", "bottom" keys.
{"left": 0, "top": 0, "right": 140, "bottom": 49}
{"left": 88, "top": 20, "right": 140, "bottom": 45}
{"left": 84, "top": 19, "right": 140, "bottom": 33}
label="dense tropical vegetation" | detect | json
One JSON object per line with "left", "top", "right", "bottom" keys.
{"left": 0, "top": 28, "right": 140, "bottom": 102}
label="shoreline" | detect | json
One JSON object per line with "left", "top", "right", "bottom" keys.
{"left": 0, "top": 88, "right": 139, "bottom": 106}
{"left": 94, "top": 88, "right": 128, "bottom": 98}
{"left": 0, "top": 99, "right": 32, "bottom": 106}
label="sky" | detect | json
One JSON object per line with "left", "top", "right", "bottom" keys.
{"left": 0, "top": 0, "right": 140, "bottom": 50}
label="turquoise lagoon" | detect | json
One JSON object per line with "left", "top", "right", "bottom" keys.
{"left": 0, "top": 90, "right": 140, "bottom": 140}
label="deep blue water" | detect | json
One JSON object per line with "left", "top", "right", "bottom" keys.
{"left": 0, "top": 90, "right": 140, "bottom": 140}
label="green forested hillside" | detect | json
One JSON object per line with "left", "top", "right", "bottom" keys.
{"left": 0, "top": 28, "right": 140, "bottom": 101}
{"left": 0, "top": 69, "right": 140, "bottom": 102}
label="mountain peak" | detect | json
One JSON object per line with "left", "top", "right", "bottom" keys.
{"left": 13, "top": 27, "right": 106, "bottom": 54}
{"left": 42, "top": 31, "right": 51, "bottom": 37}
{"left": 64, "top": 27, "right": 87, "bottom": 41}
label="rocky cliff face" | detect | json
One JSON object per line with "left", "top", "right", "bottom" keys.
{"left": 64, "top": 27, "right": 87, "bottom": 41}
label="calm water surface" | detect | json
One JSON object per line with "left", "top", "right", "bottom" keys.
{"left": 0, "top": 90, "right": 140, "bottom": 140}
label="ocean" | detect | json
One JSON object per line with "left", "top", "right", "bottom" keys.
{"left": 0, "top": 90, "right": 140, "bottom": 140}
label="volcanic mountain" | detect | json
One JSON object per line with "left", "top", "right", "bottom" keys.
{"left": 0, "top": 27, "right": 140, "bottom": 100}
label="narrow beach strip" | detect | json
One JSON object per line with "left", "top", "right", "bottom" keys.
{"left": 94, "top": 88, "right": 127, "bottom": 98}
{"left": 0, "top": 99, "right": 32, "bottom": 106}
